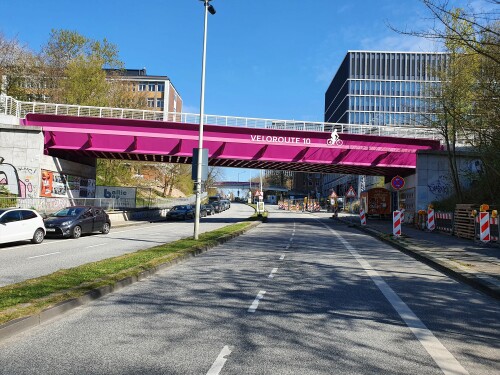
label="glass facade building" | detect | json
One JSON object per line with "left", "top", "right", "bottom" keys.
{"left": 324, "top": 51, "right": 448, "bottom": 126}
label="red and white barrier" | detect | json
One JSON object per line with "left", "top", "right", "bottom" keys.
{"left": 479, "top": 212, "right": 490, "bottom": 243}
{"left": 427, "top": 208, "right": 435, "bottom": 231}
{"left": 400, "top": 209, "right": 405, "bottom": 223}
{"left": 360, "top": 209, "right": 367, "bottom": 226}
{"left": 393, "top": 210, "right": 402, "bottom": 237}
{"left": 436, "top": 212, "right": 453, "bottom": 233}
{"left": 492, "top": 217, "right": 499, "bottom": 242}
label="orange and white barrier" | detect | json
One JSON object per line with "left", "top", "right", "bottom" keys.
{"left": 479, "top": 212, "right": 490, "bottom": 243}
{"left": 359, "top": 209, "right": 367, "bottom": 226}
{"left": 427, "top": 208, "right": 435, "bottom": 231}
{"left": 393, "top": 210, "right": 402, "bottom": 237}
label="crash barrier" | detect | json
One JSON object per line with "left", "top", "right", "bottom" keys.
{"left": 475, "top": 214, "right": 499, "bottom": 243}
{"left": 393, "top": 210, "right": 402, "bottom": 237}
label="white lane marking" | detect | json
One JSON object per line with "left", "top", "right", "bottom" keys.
{"left": 268, "top": 268, "right": 278, "bottom": 278}
{"left": 279, "top": 254, "right": 285, "bottom": 260}
{"left": 319, "top": 221, "right": 469, "bottom": 375}
{"left": 289, "top": 238, "right": 293, "bottom": 242}
{"left": 206, "top": 345, "right": 232, "bottom": 375}
{"left": 0, "top": 240, "right": 58, "bottom": 252}
{"left": 85, "top": 243, "right": 107, "bottom": 249}
{"left": 248, "top": 291, "right": 266, "bottom": 313}
{"left": 285, "top": 245, "right": 290, "bottom": 249}
{"left": 291, "top": 232, "right": 295, "bottom": 237}
{"left": 27, "top": 252, "right": 61, "bottom": 259}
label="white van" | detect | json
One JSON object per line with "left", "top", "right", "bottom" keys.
{"left": 0, "top": 208, "right": 46, "bottom": 245}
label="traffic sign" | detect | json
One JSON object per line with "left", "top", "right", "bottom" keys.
{"left": 330, "top": 191, "right": 338, "bottom": 199}
{"left": 391, "top": 175, "right": 405, "bottom": 190}
{"left": 346, "top": 186, "right": 356, "bottom": 198}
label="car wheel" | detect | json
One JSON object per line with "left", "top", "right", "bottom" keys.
{"left": 71, "top": 225, "right": 82, "bottom": 239}
{"left": 101, "top": 222, "right": 111, "bottom": 234}
{"left": 31, "top": 228, "right": 45, "bottom": 244}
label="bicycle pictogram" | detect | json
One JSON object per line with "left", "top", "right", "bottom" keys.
{"left": 327, "top": 129, "right": 343, "bottom": 146}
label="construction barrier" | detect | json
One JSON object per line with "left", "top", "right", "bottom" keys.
{"left": 427, "top": 208, "right": 435, "bottom": 231}
{"left": 393, "top": 210, "right": 402, "bottom": 237}
{"left": 435, "top": 212, "right": 453, "bottom": 233}
{"left": 479, "top": 212, "right": 490, "bottom": 243}
{"left": 475, "top": 214, "right": 499, "bottom": 243}
{"left": 360, "top": 209, "right": 367, "bottom": 226}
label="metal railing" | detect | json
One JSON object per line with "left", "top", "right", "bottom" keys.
{"left": 0, "top": 194, "right": 201, "bottom": 215}
{"left": 0, "top": 94, "right": 446, "bottom": 141}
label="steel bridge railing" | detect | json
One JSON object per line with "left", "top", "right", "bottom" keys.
{"left": 1, "top": 94, "right": 447, "bottom": 142}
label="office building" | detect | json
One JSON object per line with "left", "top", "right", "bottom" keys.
{"left": 322, "top": 51, "right": 448, "bottom": 198}
{"left": 324, "top": 51, "right": 448, "bottom": 126}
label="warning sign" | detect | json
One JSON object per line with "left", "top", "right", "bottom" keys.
{"left": 346, "top": 186, "right": 357, "bottom": 198}
{"left": 330, "top": 191, "right": 338, "bottom": 199}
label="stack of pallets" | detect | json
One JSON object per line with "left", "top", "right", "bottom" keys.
{"left": 453, "top": 204, "right": 476, "bottom": 240}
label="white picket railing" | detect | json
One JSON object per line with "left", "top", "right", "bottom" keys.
{"left": 0, "top": 94, "right": 445, "bottom": 141}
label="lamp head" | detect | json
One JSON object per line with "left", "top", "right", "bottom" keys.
{"left": 208, "top": 4, "right": 216, "bottom": 15}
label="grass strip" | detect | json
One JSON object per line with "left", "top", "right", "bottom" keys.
{"left": 0, "top": 220, "right": 256, "bottom": 326}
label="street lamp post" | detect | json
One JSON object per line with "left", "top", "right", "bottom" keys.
{"left": 194, "top": 0, "right": 216, "bottom": 240}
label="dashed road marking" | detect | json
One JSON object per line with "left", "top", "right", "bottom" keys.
{"left": 279, "top": 254, "right": 285, "bottom": 260}
{"left": 248, "top": 291, "right": 266, "bottom": 312}
{"left": 268, "top": 268, "right": 278, "bottom": 278}
{"left": 206, "top": 345, "right": 232, "bottom": 375}
{"left": 28, "top": 252, "right": 61, "bottom": 259}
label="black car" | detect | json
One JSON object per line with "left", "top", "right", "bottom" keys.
{"left": 166, "top": 205, "right": 195, "bottom": 220}
{"left": 44, "top": 206, "right": 111, "bottom": 239}
{"left": 202, "top": 204, "right": 215, "bottom": 215}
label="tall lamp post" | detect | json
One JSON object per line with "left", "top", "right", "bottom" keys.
{"left": 194, "top": 0, "right": 216, "bottom": 240}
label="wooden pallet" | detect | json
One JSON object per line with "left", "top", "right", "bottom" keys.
{"left": 453, "top": 204, "right": 476, "bottom": 239}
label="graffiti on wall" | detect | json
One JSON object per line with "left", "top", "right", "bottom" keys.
{"left": 0, "top": 163, "right": 37, "bottom": 198}
{"left": 427, "top": 175, "right": 452, "bottom": 198}
{"left": 40, "top": 170, "right": 95, "bottom": 198}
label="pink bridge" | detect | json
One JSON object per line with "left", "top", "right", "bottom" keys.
{"left": 23, "top": 113, "right": 441, "bottom": 176}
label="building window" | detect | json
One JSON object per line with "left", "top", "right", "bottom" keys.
{"left": 147, "top": 98, "right": 155, "bottom": 107}
{"left": 149, "top": 83, "right": 156, "bottom": 91}
{"left": 138, "top": 83, "right": 146, "bottom": 91}
{"left": 156, "top": 99, "right": 164, "bottom": 108}
{"left": 157, "top": 83, "right": 165, "bottom": 92}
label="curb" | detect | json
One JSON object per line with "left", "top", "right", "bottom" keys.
{"left": 0, "top": 220, "right": 262, "bottom": 343}
{"left": 337, "top": 218, "right": 500, "bottom": 301}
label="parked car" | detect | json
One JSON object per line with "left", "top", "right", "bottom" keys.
{"left": 202, "top": 204, "right": 215, "bottom": 215}
{"left": 44, "top": 206, "right": 111, "bottom": 239}
{"left": 0, "top": 208, "right": 46, "bottom": 245}
{"left": 221, "top": 199, "right": 231, "bottom": 210}
{"left": 166, "top": 205, "right": 195, "bottom": 220}
{"left": 211, "top": 201, "right": 222, "bottom": 213}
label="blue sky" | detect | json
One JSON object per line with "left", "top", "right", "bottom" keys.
{"left": 0, "top": 0, "right": 485, "bottom": 181}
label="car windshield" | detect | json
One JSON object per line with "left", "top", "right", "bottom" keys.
{"left": 172, "top": 206, "right": 186, "bottom": 211}
{"left": 52, "top": 207, "right": 85, "bottom": 217}
{"left": 0, "top": 209, "right": 6, "bottom": 215}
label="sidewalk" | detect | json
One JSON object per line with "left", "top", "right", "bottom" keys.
{"left": 334, "top": 212, "right": 500, "bottom": 300}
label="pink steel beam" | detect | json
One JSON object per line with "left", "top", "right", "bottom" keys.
{"left": 23, "top": 114, "right": 441, "bottom": 176}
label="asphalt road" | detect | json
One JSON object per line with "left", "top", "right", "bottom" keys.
{"left": 0, "top": 208, "right": 498, "bottom": 374}
{"left": 0, "top": 203, "right": 255, "bottom": 287}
